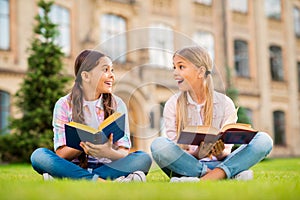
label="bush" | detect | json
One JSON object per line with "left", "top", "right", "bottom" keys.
{"left": 0, "top": 130, "right": 53, "bottom": 163}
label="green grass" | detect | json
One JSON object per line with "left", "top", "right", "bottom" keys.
{"left": 0, "top": 158, "right": 300, "bottom": 200}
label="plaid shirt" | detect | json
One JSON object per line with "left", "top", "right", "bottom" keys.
{"left": 52, "top": 93, "right": 131, "bottom": 158}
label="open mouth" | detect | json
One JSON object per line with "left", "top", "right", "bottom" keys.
{"left": 104, "top": 81, "right": 113, "bottom": 86}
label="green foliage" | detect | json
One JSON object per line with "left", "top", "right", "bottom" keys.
{"left": 0, "top": 0, "right": 69, "bottom": 163}
{"left": 237, "top": 107, "right": 251, "bottom": 124}
{"left": 225, "top": 66, "right": 250, "bottom": 124}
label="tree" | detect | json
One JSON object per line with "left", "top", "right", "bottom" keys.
{"left": 225, "top": 66, "right": 251, "bottom": 124}
{"left": 0, "top": 0, "right": 69, "bottom": 162}
{"left": 225, "top": 66, "right": 251, "bottom": 152}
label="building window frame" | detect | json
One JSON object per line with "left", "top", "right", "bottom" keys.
{"left": 49, "top": 4, "right": 71, "bottom": 56}
{"left": 269, "top": 45, "right": 284, "bottom": 81}
{"left": 229, "top": 0, "right": 248, "bottom": 13}
{"left": 0, "top": 90, "right": 10, "bottom": 134}
{"left": 294, "top": 7, "right": 300, "bottom": 38}
{"left": 0, "top": 0, "right": 10, "bottom": 50}
{"left": 234, "top": 40, "right": 250, "bottom": 77}
{"left": 149, "top": 23, "right": 174, "bottom": 68}
{"left": 265, "top": 0, "right": 281, "bottom": 20}
{"left": 273, "top": 110, "right": 286, "bottom": 146}
{"left": 194, "top": 0, "right": 212, "bottom": 6}
{"left": 100, "top": 14, "right": 127, "bottom": 63}
{"left": 193, "top": 31, "right": 215, "bottom": 62}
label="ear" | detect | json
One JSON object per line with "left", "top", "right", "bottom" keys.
{"left": 81, "top": 71, "right": 90, "bottom": 82}
{"left": 198, "top": 66, "right": 206, "bottom": 78}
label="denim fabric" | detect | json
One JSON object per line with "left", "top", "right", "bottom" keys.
{"left": 151, "top": 132, "right": 273, "bottom": 179}
{"left": 31, "top": 148, "right": 152, "bottom": 180}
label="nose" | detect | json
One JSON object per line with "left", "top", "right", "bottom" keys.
{"left": 173, "top": 68, "right": 179, "bottom": 76}
{"left": 109, "top": 70, "right": 115, "bottom": 79}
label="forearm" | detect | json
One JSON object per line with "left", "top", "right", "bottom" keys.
{"left": 105, "top": 147, "right": 129, "bottom": 161}
{"left": 56, "top": 145, "right": 82, "bottom": 161}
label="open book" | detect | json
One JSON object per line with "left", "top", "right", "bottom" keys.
{"left": 65, "top": 112, "right": 125, "bottom": 151}
{"left": 177, "top": 123, "right": 258, "bottom": 145}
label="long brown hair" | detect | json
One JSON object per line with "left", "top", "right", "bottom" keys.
{"left": 70, "top": 50, "right": 115, "bottom": 168}
{"left": 175, "top": 46, "right": 214, "bottom": 136}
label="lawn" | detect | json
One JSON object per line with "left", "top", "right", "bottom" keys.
{"left": 0, "top": 157, "right": 299, "bottom": 200}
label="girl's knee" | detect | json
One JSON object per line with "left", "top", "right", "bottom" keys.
{"left": 132, "top": 151, "right": 152, "bottom": 166}
{"left": 150, "top": 137, "right": 169, "bottom": 153}
{"left": 30, "top": 147, "right": 50, "bottom": 164}
{"left": 253, "top": 132, "right": 273, "bottom": 156}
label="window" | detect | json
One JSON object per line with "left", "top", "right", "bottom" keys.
{"left": 49, "top": 5, "right": 71, "bottom": 56}
{"left": 194, "top": 0, "right": 212, "bottom": 6}
{"left": 149, "top": 23, "right": 174, "bottom": 68}
{"left": 100, "top": 14, "right": 127, "bottom": 63}
{"left": 0, "top": 0, "right": 10, "bottom": 50}
{"left": 229, "top": 0, "right": 248, "bottom": 13}
{"left": 273, "top": 111, "right": 286, "bottom": 146}
{"left": 0, "top": 90, "right": 10, "bottom": 134}
{"left": 234, "top": 40, "right": 249, "bottom": 77}
{"left": 193, "top": 31, "right": 215, "bottom": 61}
{"left": 265, "top": 0, "right": 281, "bottom": 20}
{"left": 269, "top": 45, "right": 284, "bottom": 81}
{"left": 298, "top": 62, "right": 300, "bottom": 92}
{"left": 294, "top": 7, "right": 300, "bottom": 37}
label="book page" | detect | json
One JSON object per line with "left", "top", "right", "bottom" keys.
{"left": 222, "top": 123, "right": 257, "bottom": 133}
{"left": 183, "top": 126, "right": 219, "bottom": 135}
{"left": 98, "top": 112, "right": 122, "bottom": 130}
{"left": 67, "top": 121, "right": 98, "bottom": 134}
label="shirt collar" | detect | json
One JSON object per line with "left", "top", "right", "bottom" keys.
{"left": 186, "top": 91, "right": 218, "bottom": 105}
{"left": 82, "top": 94, "right": 103, "bottom": 109}
{"left": 187, "top": 91, "right": 205, "bottom": 107}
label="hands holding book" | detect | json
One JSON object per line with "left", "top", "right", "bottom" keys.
{"left": 80, "top": 134, "right": 114, "bottom": 159}
{"left": 80, "top": 134, "right": 129, "bottom": 160}
{"left": 196, "top": 140, "right": 225, "bottom": 159}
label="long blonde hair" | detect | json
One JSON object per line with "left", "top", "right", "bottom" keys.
{"left": 175, "top": 46, "right": 214, "bottom": 135}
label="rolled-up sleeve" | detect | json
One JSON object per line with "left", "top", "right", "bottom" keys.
{"left": 53, "top": 97, "right": 71, "bottom": 151}
{"left": 115, "top": 96, "right": 131, "bottom": 149}
{"left": 163, "top": 94, "right": 178, "bottom": 141}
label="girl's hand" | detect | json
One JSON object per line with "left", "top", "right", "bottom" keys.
{"left": 197, "top": 141, "right": 214, "bottom": 159}
{"left": 80, "top": 134, "right": 114, "bottom": 159}
{"left": 211, "top": 139, "right": 225, "bottom": 157}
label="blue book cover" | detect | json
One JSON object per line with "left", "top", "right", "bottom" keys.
{"left": 65, "top": 113, "right": 125, "bottom": 151}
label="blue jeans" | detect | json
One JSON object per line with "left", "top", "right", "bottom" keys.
{"left": 31, "top": 148, "right": 152, "bottom": 180}
{"left": 151, "top": 132, "right": 273, "bottom": 179}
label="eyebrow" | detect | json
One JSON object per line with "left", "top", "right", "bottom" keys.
{"left": 101, "top": 64, "right": 113, "bottom": 68}
{"left": 173, "top": 61, "right": 184, "bottom": 65}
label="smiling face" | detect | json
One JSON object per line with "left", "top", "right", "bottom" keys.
{"left": 81, "top": 56, "right": 115, "bottom": 99}
{"left": 91, "top": 56, "right": 115, "bottom": 95}
{"left": 173, "top": 54, "right": 203, "bottom": 92}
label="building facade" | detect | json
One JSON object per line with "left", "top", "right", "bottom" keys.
{"left": 1, "top": 0, "right": 300, "bottom": 157}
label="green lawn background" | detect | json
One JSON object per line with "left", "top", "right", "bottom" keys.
{"left": 0, "top": 157, "right": 299, "bottom": 200}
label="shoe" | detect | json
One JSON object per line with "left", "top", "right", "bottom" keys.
{"left": 43, "top": 173, "right": 54, "bottom": 181}
{"left": 233, "top": 170, "right": 253, "bottom": 181}
{"left": 114, "top": 171, "right": 146, "bottom": 183}
{"left": 170, "top": 176, "right": 199, "bottom": 183}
